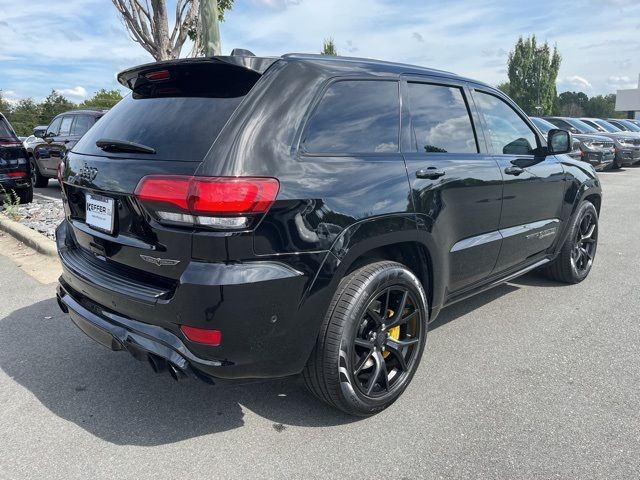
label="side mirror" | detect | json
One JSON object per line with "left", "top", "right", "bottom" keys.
{"left": 33, "top": 128, "right": 46, "bottom": 138}
{"left": 547, "top": 129, "right": 572, "bottom": 155}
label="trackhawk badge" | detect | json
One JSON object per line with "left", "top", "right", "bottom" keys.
{"left": 140, "top": 254, "right": 180, "bottom": 266}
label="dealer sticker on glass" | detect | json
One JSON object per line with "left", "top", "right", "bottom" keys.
{"left": 85, "top": 193, "right": 115, "bottom": 234}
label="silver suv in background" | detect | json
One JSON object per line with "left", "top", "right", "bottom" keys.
{"left": 531, "top": 117, "right": 614, "bottom": 170}
{"left": 544, "top": 116, "right": 640, "bottom": 168}
{"left": 607, "top": 118, "right": 640, "bottom": 134}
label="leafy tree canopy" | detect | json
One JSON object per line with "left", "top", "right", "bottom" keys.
{"left": 507, "top": 35, "right": 561, "bottom": 115}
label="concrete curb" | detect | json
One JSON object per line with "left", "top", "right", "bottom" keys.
{"left": 0, "top": 215, "right": 58, "bottom": 257}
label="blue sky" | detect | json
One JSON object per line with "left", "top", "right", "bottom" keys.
{"left": 1, "top": 0, "right": 639, "bottom": 103}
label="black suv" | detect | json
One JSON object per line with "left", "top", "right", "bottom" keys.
{"left": 55, "top": 54, "right": 601, "bottom": 416}
{"left": 30, "top": 109, "right": 107, "bottom": 187}
{"left": 0, "top": 112, "right": 32, "bottom": 203}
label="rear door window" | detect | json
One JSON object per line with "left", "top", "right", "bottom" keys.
{"left": 407, "top": 83, "right": 478, "bottom": 153}
{"left": 71, "top": 115, "right": 93, "bottom": 136}
{"left": 59, "top": 116, "right": 74, "bottom": 137}
{"left": 302, "top": 80, "right": 400, "bottom": 154}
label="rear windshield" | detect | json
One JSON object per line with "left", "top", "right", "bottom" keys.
{"left": 73, "top": 94, "right": 244, "bottom": 161}
{"left": 73, "top": 61, "right": 264, "bottom": 161}
{"left": 0, "top": 118, "right": 18, "bottom": 140}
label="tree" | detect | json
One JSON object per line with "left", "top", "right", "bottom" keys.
{"left": 506, "top": 35, "right": 561, "bottom": 115}
{"left": 496, "top": 82, "right": 511, "bottom": 96}
{"left": 79, "top": 89, "right": 123, "bottom": 110}
{"left": 322, "top": 38, "right": 338, "bottom": 56}
{"left": 0, "top": 91, "right": 11, "bottom": 115}
{"left": 112, "top": 0, "right": 234, "bottom": 61}
{"left": 40, "top": 90, "right": 75, "bottom": 125}
{"left": 556, "top": 91, "right": 589, "bottom": 117}
{"left": 584, "top": 94, "right": 621, "bottom": 119}
{"left": 6, "top": 99, "right": 42, "bottom": 136}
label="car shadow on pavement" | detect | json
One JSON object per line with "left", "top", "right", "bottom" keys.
{"left": 429, "top": 282, "right": 519, "bottom": 330}
{"left": 0, "top": 299, "right": 357, "bottom": 447}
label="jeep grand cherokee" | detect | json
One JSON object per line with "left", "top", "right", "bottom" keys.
{"left": 56, "top": 53, "right": 601, "bottom": 416}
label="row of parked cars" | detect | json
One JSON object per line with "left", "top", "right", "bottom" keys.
{"left": 531, "top": 116, "right": 640, "bottom": 170}
{"left": 0, "top": 109, "right": 107, "bottom": 203}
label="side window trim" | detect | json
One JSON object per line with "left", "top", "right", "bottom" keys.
{"left": 297, "top": 77, "right": 402, "bottom": 157}
{"left": 470, "top": 87, "right": 543, "bottom": 155}
{"left": 400, "top": 77, "right": 481, "bottom": 155}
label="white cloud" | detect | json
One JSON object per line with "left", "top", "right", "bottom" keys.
{"left": 557, "top": 75, "right": 592, "bottom": 92}
{"left": 607, "top": 75, "right": 638, "bottom": 90}
{"left": 55, "top": 86, "right": 88, "bottom": 101}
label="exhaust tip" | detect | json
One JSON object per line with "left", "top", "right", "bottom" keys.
{"left": 168, "top": 363, "right": 187, "bottom": 382}
{"left": 56, "top": 294, "right": 69, "bottom": 314}
{"left": 147, "top": 354, "right": 167, "bottom": 374}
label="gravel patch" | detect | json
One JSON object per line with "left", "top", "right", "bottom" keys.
{"left": 0, "top": 198, "right": 64, "bottom": 240}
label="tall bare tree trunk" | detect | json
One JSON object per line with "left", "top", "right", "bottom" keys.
{"left": 150, "top": 0, "right": 171, "bottom": 60}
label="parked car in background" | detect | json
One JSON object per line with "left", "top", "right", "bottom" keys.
{"left": 544, "top": 116, "right": 640, "bottom": 167}
{"left": 30, "top": 109, "right": 107, "bottom": 187}
{"left": 607, "top": 118, "right": 640, "bottom": 133}
{"left": 580, "top": 118, "right": 640, "bottom": 138}
{"left": 531, "top": 117, "right": 614, "bottom": 170}
{"left": 55, "top": 53, "right": 601, "bottom": 416}
{"left": 626, "top": 119, "right": 640, "bottom": 129}
{"left": 0, "top": 112, "right": 32, "bottom": 203}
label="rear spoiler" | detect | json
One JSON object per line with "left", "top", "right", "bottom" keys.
{"left": 117, "top": 56, "right": 279, "bottom": 91}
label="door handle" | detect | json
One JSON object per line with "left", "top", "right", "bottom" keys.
{"left": 416, "top": 167, "right": 446, "bottom": 179}
{"left": 504, "top": 166, "right": 525, "bottom": 176}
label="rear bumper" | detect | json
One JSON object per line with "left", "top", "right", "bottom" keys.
{"left": 0, "top": 176, "right": 31, "bottom": 190}
{"left": 56, "top": 220, "right": 324, "bottom": 382}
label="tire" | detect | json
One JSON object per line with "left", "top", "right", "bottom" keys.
{"left": 30, "top": 157, "right": 48, "bottom": 188}
{"left": 16, "top": 186, "right": 33, "bottom": 205}
{"left": 303, "top": 261, "right": 428, "bottom": 416}
{"left": 545, "top": 201, "right": 598, "bottom": 284}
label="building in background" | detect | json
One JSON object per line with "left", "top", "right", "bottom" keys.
{"left": 615, "top": 74, "right": 640, "bottom": 119}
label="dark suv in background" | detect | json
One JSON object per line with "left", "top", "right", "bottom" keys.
{"left": 29, "top": 109, "right": 107, "bottom": 187}
{"left": 55, "top": 53, "right": 601, "bottom": 416}
{"left": 0, "top": 112, "right": 32, "bottom": 203}
{"left": 531, "top": 117, "right": 614, "bottom": 170}
{"left": 544, "top": 116, "right": 640, "bottom": 168}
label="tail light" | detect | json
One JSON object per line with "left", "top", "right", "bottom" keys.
{"left": 6, "top": 171, "right": 27, "bottom": 178}
{"left": 134, "top": 175, "right": 280, "bottom": 230}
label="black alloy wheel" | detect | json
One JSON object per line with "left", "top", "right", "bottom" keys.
{"left": 303, "top": 261, "right": 428, "bottom": 416}
{"left": 545, "top": 201, "right": 598, "bottom": 284}
{"left": 571, "top": 210, "right": 597, "bottom": 275}
{"left": 352, "top": 286, "right": 422, "bottom": 398}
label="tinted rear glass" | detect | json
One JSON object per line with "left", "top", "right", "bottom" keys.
{"left": 0, "top": 118, "right": 17, "bottom": 139}
{"left": 74, "top": 62, "right": 262, "bottom": 161}
{"left": 73, "top": 94, "right": 244, "bottom": 161}
{"left": 302, "top": 80, "right": 400, "bottom": 154}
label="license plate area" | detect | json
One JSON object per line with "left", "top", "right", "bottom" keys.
{"left": 85, "top": 193, "right": 115, "bottom": 234}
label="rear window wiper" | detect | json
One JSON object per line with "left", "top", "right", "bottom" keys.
{"left": 96, "top": 138, "right": 156, "bottom": 154}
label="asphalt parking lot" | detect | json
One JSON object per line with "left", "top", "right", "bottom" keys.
{"left": 1, "top": 169, "right": 639, "bottom": 479}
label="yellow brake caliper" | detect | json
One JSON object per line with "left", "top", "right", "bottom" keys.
{"left": 384, "top": 309, "right": 401, "bottom": 358}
